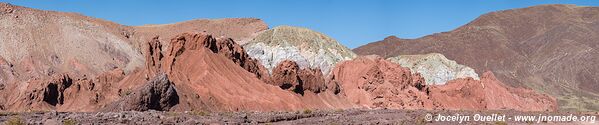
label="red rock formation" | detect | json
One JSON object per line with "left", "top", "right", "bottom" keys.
{"left": 331, "top": 55, "right": 557, "bottom": 111}
{"left": 298, "top": 68, "right": 326, "bottom": 93}
{"left": 0, "top": 68, "right": 126, "bottom": 112}
{"left": 124, "top": 32, "right": 355, "bottom": 111}
{"left": 429, "top": 72, "right": 557, "bottom": 111}
{"left": 155, "top": 33, "right": 271, "bottom": 83}
{"left": 271, "top": 60, "right": 301, "bottom": 90}
{"left": 329, "top": 55, "right": 436, "bottom": 109}
{"left": 480, "top": 72, "right": 557, "bottom": 111}
{"left": 1, "top": 74, "right": 62, "bottom": 111}
{"left": 428, "top": 77, "right": 487, "bottom": 110}
{"left": 271, "top": 60, "right": 327, "bottom": 94}
{"left": 209, "top": 37, "right": 271, "bottom": 82}
{"left": 145, "top": 37, "right": 164, "bottom": 78}
{"left": 58, "top": 69, "right": 126, "bottom": 112}
{"left": 31, "top": 74, "right": 74, "bottom": 107}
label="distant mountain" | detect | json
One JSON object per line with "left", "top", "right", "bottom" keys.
{"left": 387, "top": 53, "right": 479, "bottom": 85}
{"left": 243, "top": 26, "right": 356, "bottom": 75}
{"left": 354, "top": 4, "right": 599, "bottom": 111}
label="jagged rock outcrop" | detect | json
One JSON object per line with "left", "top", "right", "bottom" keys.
{"left": 129, "top": 32, "right": 356, "bottom": 111}
{"left": 0, "top": 68, "right": 126, "bottom": 112}
{"left": 354, "top": 4, "right": 599, "bottom": 111}
{"left": 298, "top": 68, "right": 327, "bottom": 93}
{"left": 331, "top": 56, "right": 557, "bottom": 111}
{"left": 271, "top": 60, "right": 302, "bottom": 92}
{"left": 157, "top": 33, "right": 272, "bottom": 82}
{"left": 429, "top": 72, "right": 557, "bottom": 111}
{"left": 145, "top": 37, "right": 164, "bottom": 78}
{"left": 271, "top": 60, "right": 326, "bottom": 95}
{"left": 387, "top": 53, "right": 479, "bottom": 85}
{"left": 244, "top": 26, "right": 356, "bottom": 75}
{"left": 104, "top": 73, "right": 179, "bottom": 111}
{"left": 32, "top": 74, "right": 74, "bottom": 106}
{"left": 330, "top": 56, "right": 435, "bottom": 109}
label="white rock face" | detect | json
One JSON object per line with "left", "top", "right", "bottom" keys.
{"left": 243, "top": 26, "right": 356, "bottom": 75}
{"left": 387, "top": 53, "right": 479, "bottom": 85}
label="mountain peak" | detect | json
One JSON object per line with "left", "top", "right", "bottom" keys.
{"left": 383, "top": 35, "right": 400, "bottom": 40}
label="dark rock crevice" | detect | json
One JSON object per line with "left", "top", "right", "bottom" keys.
{"left": 42, "top": 75, "right": 73, "bottom": 106}
{"left": 104, "top": 73, "right": 179, "bottom": 111}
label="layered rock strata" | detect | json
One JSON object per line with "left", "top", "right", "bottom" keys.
{"left": 243, "top": 26, "right": 356, "bottom": 75}
{"left": 387, "top": 53, "right": 479, "bottom": 85}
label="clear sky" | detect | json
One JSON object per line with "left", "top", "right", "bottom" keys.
{"left": 3, "top": 0, "right": 599, "bottom": 48}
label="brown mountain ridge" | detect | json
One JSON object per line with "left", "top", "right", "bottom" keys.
{"left": 354, "top": 4, "right": 599, "bottom": 111}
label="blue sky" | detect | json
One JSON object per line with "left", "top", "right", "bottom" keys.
{"left": 3, "top": 0, "right": 599, "bottom": 48}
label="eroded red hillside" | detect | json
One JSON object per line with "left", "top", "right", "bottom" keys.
{"left": 330, "top": 55, "right": 557, "bottom": 111}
